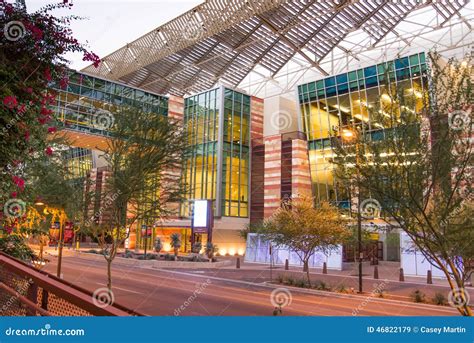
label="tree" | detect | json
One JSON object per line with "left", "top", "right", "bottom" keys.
{"left": 0, "top": 0, "right": 99, "bottom": 221}
{"left": 170, "top": 233, "right": 181, "bottom": 259}
{"left": 263, "top": 196, "right": 349, "bottom": 286}
{"left": 85, "top": 105, "right": 187, "bottom": 292}
{"left": 332, "top": 52, "right": 472, "bottom": 316}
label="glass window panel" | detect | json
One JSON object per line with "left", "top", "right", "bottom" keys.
{"left": 324, "top": 77, "right": 336, "bottom": 88}
{"left": 336, "top": 73, "right": 348, "bottom": 84}
{"left": 364, "top": 66, "right": 377, "bottom": 78}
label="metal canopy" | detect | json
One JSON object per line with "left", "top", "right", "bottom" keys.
{"left": 81, "top": 0, "right": 470, "bottom": 97}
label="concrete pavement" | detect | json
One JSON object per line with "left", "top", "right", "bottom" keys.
{"left": 40, "top": 253, "right": 460, "bottom": 316}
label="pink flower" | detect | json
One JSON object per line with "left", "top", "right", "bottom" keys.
{"left": 44, "top": 68, "right": 52, "bottom": 82}
{"left": 25, "top": 87, "right": 33, "bottom": 94}
{"left": 12, "top": 176, "right": 25, "bottom": 191}
{"left": 3, "top": 96, "right": 18, "bottom": 109}
{"left": 24, "top": 130, "right": 30, "bottom": 141}
{"left": 47, "top": 127, "right": 57, "bottom": 133}
{"left": 45, "top": 147, "right": 53, "bottom": 156}
{"left": 83, "top": 52, "right": 101, "bottom": 68}
{"left": 10, "top": 192, "right": 17, "bottom": 198}
{"left": 59, "top": 77, "right": 69, "bottom": 90}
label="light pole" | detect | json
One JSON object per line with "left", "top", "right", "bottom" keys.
{"left": 342, "top": 128, "right": 363, "bottom": 293}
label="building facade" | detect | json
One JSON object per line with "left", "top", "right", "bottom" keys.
{"left": 53, "top": 52, "right": 432, "bottom": 259}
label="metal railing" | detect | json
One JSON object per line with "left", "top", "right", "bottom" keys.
{"left": 0, "top": 252, "right": 142, "bottom": 316}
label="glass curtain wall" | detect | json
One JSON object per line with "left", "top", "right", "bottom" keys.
{"left": 182, "top": 89, "right": 220, "bottom": 217}
{"left": 63, "top": 147, "right": 93, "bottom": 179}
{"left": 297, "top": 52, "right": 428, "bottom": 207}
{"left": 222, "top": 88, "right": 250, "bottom": 217}
{"left": 182, "top": 87, "right": 250, "bottom": 218}
{"left": 53, "top": 71, "right": 169, "bottom": 134}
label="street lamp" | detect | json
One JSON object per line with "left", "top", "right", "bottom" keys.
{"left": 341, "top": 127, "right": 363, "bottom": 293}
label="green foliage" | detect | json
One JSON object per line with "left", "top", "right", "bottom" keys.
{"left": 205, "top": 242, "right": 218, "bottom": 259}
{"left": 170, "top": 233, "right": 181, "bottom": 248}
{"left": 316, "top": 281, "right": 330, "bottom": 291}
{"left": 410, "top": 289, "right": 426, "bottom": 303}
{"left": 154, "top": 237, "right": 163, "bottom": 252}
{"left": 192, "top": 241, "right": 202, "bottom": 253}
{"left": 432, "top": 292, "right": 448, "bottom": 306}
{"left": 263, "top": 196, "right": 349, "bottom": 285}
{"left": 0, "top": 234, "right": 35, "bottom": 261}
{"left": 332, "top": 52, "right": 473, "bottom": 316}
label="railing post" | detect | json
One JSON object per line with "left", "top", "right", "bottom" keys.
{"left": 41, "top": 289, "right": 49, "bottom": 311}
{"left": 26, "top": 282, "right": 38, "bottom": 316}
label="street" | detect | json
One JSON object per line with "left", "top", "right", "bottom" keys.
{"left": 42, "top": 254, "right": 459, "bottom": 316}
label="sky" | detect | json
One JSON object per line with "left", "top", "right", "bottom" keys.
{"left": 25, "top": 0, "right": 204, "bottom": 70}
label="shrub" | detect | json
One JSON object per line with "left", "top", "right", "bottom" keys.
{"left": 411, "top": 289, "right": 426, "bottom": 303}
{"left": 170, "top": 233, "right": 181, "bottom": 257}
{"left": 192, "top": 242, "right": 202, "bottom": 254}
{"left": 123, "top": 250, "right": 134, "bottom": 259}
{"left": 205, "top": 242, "right": 218, "bottom": 259}
{"left": 432, "top": 292, "right": 447, "bottom": 305}
{"left": 276, "top": 274, "right": 285, "bottom": 284}
{"left": 336, "top": 284, "right": 347, "bottom": 293}
{"left": 154, "top": 237, "right": 163, "bottom": 253}
{"left": 295, "top": 278, "right": 307, "bottom": 288}
{"left": 0, "top": 235, "right": 35, "bottom": 261}
{"left": 284, "top": 276, "right": 295, "bottom": 286}
{"left": 164, "top": 253, "right": 174, "bottom": 261}
{"left": 316, "top": 281, "right": 330, "bottom": 291}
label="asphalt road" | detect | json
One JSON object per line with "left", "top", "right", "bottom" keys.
{"left": 42, "top": 255, "right": 459, "bottom": 316}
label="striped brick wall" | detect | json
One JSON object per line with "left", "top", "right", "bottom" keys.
{"left": 250, "top": 96, "right": 264, "bottom": 139}
{"left": 291, "top": 139, "right": 312, "bottom": 198}
{"left": 250, "top": 96, "right": 265, "bottom": 223}
{"left": 263, "top": 135, "right": 282, "bottom": 218}
{"left": 168, "top": 95, "right": 184, "bottom": 121}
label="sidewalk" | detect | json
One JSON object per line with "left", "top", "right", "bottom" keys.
{"left": 35, "top": 245, "right": 472, "bottom": 304}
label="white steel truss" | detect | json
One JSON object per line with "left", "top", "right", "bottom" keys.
{"left": 81, "top": 0, "right": 473, "bottom": 98}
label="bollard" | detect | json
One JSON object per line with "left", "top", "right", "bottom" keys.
{"left": 322, "top": 262, "right": 327, "bottom": 274}
{"left": 236, "top": 257, "right": 240, "bottom": 269}
{"left": 373, "top": 265, "right": 379, "bottom": 279}
{"left": 427, "top": 270, "right": 432, "bottom": 284}
{"left": 399, "top": 268, "right": 404, "bottom": 282}
{"left": 284, "top": 259, "right": 289, "bottom": 270}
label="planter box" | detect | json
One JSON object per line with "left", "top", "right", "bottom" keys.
{"left": 71, "top": 251, "right": 231, "bottom": 269}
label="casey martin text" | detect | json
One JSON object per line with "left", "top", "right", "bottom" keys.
{"left": 421, "top": 326, "right": 466, "bottom": 334}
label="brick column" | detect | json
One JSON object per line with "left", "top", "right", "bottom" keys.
{"left": 291, "top": 139, "right": 312, "bottom": 197}
{"left": 250, "top": 97, "right": 264, "bottom": 223}
{"left": 264, "top": 135, "right": 282, "bottom": 218}
{"left": 168, "top": 95, "right": 184, "bottom": 121}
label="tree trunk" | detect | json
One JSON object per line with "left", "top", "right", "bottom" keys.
{"left": 107, "top": 259, "right": 112, "bottom": 291}
{"left": 304, "top": 260, "right": 311, "bottom": 287}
